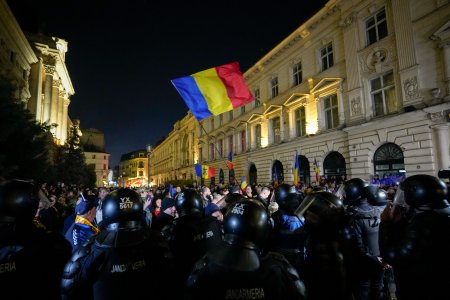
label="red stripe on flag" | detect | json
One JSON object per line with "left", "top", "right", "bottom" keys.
{"left": 215, "top": 62, "right": 254, "bottom": 108}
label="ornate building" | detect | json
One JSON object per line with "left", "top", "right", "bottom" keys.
{"left": 119, "top": 150, "right": 149, "bottom": 188}
{"left": 152, "top": 0, "right": 450, "bottom": 186}
{"left": 1, "top": 0, "right": 74, "bottom": 145}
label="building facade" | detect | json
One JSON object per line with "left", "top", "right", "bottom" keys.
{"left": 119, "top": 150, "right": 149, "bottom": 187}
{"left": 150, "top": 0, "right": 450, "bottom": 186}
{"left": 1, "top": 0, "right": 74, "bottom": 145}
{"left": 81, "top": 128, "right": 110, "bottom": 187}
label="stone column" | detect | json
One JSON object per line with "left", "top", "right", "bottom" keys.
{"left": 432, "top": 124, "right": 450, "bottom": 170}
{"left": 442, "top": 43, "right": 450, "bottom": 96}
{"left": 27, "top": 58, "right": 43, "bottom": 121}
{"left": 280, "top": 107, "right": 285, "bottom": 141}
{"left": 337, "top": 87, "right": 345, "bottom": 126}
{"left": 288, "top": 109, "right": 295, "bottom": 139}
{"left": 42, "top": 65, "right": 55, "bottom": 124}
{"left": 57, "top": 90, "right": 65, "bottom": 143}
{"left": 50, "top": 79, "right": 60, "bottom": 137}
{"left": 62, "top": 99, "right": 70, "bottom": 145}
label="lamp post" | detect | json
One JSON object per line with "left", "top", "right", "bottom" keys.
{"left": 146, "top": 144, "right": 152, "bottom": 187}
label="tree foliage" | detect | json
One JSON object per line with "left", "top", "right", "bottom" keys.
{"left": 0, "top": 81, "right": 55, "bottom": 181}
{"left": 57, "top": 121, "right": 96, "bottom": 187}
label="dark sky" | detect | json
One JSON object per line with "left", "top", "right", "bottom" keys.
{"left": 9, "top": 0, "right": 327, "bottom": 167}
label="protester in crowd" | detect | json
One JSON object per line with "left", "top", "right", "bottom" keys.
{"left": 61, "top": 188, "right": 174, "bottom": 300}
{"left": 379, "top": 174, "right": 450, "bottom": 300}
{"left": 151, "top": 196, "right": 176, "bottom": 231}
{"left": 64, "top": 193, "right": 99, "bottom": 253}
{"left": 185, "top": 199, "right": 306, "bottom": 300}
{"left": 204, "top": 202, "right": 223, "bottom": 223}
{"left": 0, "top": 179, "right": 72, "bottom": 299}
{"left": 94, "top": 187, "right": 108, "bottom": 226}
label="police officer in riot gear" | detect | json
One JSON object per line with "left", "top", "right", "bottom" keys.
{"left": 185, "top": 199, "right": 306, "bottom": 300}
{"left": 269, "top": 183, "right": 304, "bottom": 273}
{"left": 162, "top": 188, "right": 223, "bottom": 297}
{"left": 295, "top": 191, "right": 356, "bottom": 300}
{"left": 344, "top": 180, "right": 389, "bottom": 300}
{"left": 61, "top": 188, "right": 173, "bottom": 300}
{"left": 380, "top": 174, "right": 450, "bottom": 300}
{"left": 0, "top": 179, "right": 72, "bottom": 300}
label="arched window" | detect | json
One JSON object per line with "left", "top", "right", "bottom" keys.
{"left": 219, "top": 169, "right": 224, "bottom": 184}
{"left": 323, "top": 151, "right": 346, "bottom": 180}
{"left": 374, "top": 143, "right": 405, "bottom": 178}
{"left": 299, "top": 155, "right": 310, "bottom": 185}
{"left": 272, "top": 160, "right": 284, "bottom": 185}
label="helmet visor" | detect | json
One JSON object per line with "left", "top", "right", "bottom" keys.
{"left": 294, "top": 194, "right": 316, "bottom": 218}
{"left": 393, "top": 188, "right": 407, "bottom": 207}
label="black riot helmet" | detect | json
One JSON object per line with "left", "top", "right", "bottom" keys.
{"left": 175, "top": 188, "right": 203, "bottom": 217}
{"left": 336, "top": 178, "right": 368, "bottom": 206}
{"left": 223, "top": 199, "right": 272, "bottom": 251}
{"left": 0, "top": 179, "right": 43, "bottom": 223}
{"left": 295, "top": 191, "right": 345, "bottom": 228}
{"left": 363, "top": 185, "right": 387, "bottom": 207}
{"left": 102, "top": 188, "right": 143, "bottom": 230}
{"left": 275, "top": 183, "right": 292, "bottom": 206}
{"left": 394, "top": 174, "right": 449, "bottom": 209}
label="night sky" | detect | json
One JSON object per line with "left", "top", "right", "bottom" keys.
{"left": 8, "top": 0, "right": 328, "bottom": 167}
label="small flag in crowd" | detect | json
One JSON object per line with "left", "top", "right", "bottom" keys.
{"left": 313, "top": 158, "right": 320, "bottom": 182}
{"left": 273, "top": 165, "right": 279, "bottom": 188}
{"left": 226, "top": 151, "right": 234, "bottom": 170}
{"left": 169, "top": 184, "right": 175, "bottom": 198}
{"left": 171, "top": 62, "right": 255, "bottom": 121}
{"left": 240, "top": 176, "right": 248, "bottom": 192}
{"left": 293, "top": 150, "right": 300, "bottom": 185}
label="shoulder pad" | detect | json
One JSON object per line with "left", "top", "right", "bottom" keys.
{"left": 161, "top": 223, "right": 174, "bottom": 240}
{"left": 186, "top": 255, "right": 209, "bottom": 288}
{"left": 71, "top": 245, "right": 91, "bottom": 263}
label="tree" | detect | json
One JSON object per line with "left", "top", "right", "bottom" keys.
{"left": 57, "top": 120, "right": 96, "bottom": 187}
{"left": 0, "top": 80, "right": 55, "bottom": 181}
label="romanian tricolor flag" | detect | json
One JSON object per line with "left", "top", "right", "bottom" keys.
{"left": 226, "top": 151, "right": 234, "bottom": 170}
{"left": 313, "top": 158, "right": 320, "bottom": 182}
{"left": 171, "top": 62, "right": 255, "bottom": 121}
{"left": 293, "top": 150, "right": 300, "bottom": 186}
{"left": 198, "top": 164, "right": 216, "bottom": 179}
{"left": 240, "top": 176, "right": 248, "bottom": 192}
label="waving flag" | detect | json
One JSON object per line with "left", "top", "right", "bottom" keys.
{"left": 171, "top": 62, "right": 255, "bottom": 121}
{"left": 293, "top": 150, "right": 300, "bottom": 185}
{"left": 273, "top": 165, "right": 279, "bottom": 188}
{"left": 313, "top": 158, "right": 320, "bottom": 182}
{"left": 194, "top": 164, "right": 202, "bottom": 177}
{"left": 226, "top": 151, "right": 234, "bottom": 170}
{"left": 240, "top": 176, "right": 248, "bottom": 192}
{"left": 169, "top": 184, "right": 175, "bottom": 198}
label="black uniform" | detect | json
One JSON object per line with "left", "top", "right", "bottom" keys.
{"left": 185, "top": 247, "right": 305, "bottom": 300}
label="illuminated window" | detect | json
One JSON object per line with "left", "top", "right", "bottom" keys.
{"left": 254, "top": 88, "right": 261, "bottom": 107}
{"left": 370, "top": 71, "right": 396, "bottom": 116}
{"left": 320, "top": 43, "right": 334, "bottom": 71}
{"left": 240, "top": 130, "right": 246, "bottom": 152}
{"left": 272, "top": 117, "right": 281, "bottom": 143}
{"left": 295, "top": 107, "right": 306, "bottom": 137}
{"left": 292, "top": 62, "right": 302, "bottom": 86}
{"left": 270, "top": 77, "right": 279, "bottom": 98}
{"left": 323, "top": 94, "right": 339, "bottom": 129}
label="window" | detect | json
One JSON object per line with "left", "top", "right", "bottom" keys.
{"left": 199, "top": 147, "right": 203, "bottom": 163}
{"left": 295, "top": 107, "right": 306, "bottom": 137}
{"left": 139, "top": 171, "right": 143, "bottom": 176}
{"left": 228, "top": 135, "right": 233, "bottom": 154}
{"left": 320, "top": 43, "right": 334, "bottom": 71}
{"left": 255, "top": 124, "right": 262, "bottom": 148}
{"left": 139, "top": 153, "right": 144, "bottom": 157}
{"left": 138, "top": 161, "right": 144, "bottom": 168}
{"left": 210, "top": 118, "right": 215, "bottom": 131}
{"left": 92, "top": 155, "right": 96, "bottom": 159}
{"left": 370, "top": 71, "right": 396, "bottom": 116}
{"left": 240, "top": 105, "right": 246, "bottom": 115}
{"left": 240, "top": 130, "right": 246, "bottom": 152}
{"left": 323, "top": 94, "right": 339, "bottom": 129}
{"left": 210, "top": 143, "right": 215, "bottom": 160}
{"left": 254, "top": 88, "right": 261, "bottom": 107}
{"left": 103, "top": 164, "right": 106, "bottom": 170}
{"left": 366, "top": 8, "right": 387, "bottom": 45}
{"left": 229, "top": 110, "right": 233, "bottom": 121}
{"left": 219, "top": 115, "right": 223, "bottom": 126}
{"left": 272, "top": 117, "right": 281, "bottom": 143}
{"left": 270, "top": 77, "right": 279, "bottom": 98}
{"left": 292, "top": 62, "right": 302, "bottom": 86}
{"left": 218, "top": 139, "right": 223, "bottom": 157}
{"left": 104, "top": 156, "right": 106, "bottom": 159}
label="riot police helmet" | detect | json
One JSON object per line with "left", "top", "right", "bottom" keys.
{"left": 394, "top": 174, "right": 448, "bottom": 209}
{"left": 223, "top": 199, "right": 272, "bottom": 251}
{"left": 275, "top": 183, "right": 293, "bottom": 209}
{"left": 102, "top": 188, "right": 143, "bottom": 229}
{"left": 175, "top": 188, "right": 204, "bottom": 217}
{"left": 363, "top": 185, "right": 388, "bottom": 207}
{"left": 295, "top": 191, "right": 345, "bottom": 227}
{"left": 0, "top": 179, "right": 44, "bottom": 223}
{"left": 336, "top": 178, "right": 368, "bottom": 206}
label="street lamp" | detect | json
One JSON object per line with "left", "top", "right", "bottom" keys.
{"left": 146, "top": 144, "right": 152, "bottom": 187}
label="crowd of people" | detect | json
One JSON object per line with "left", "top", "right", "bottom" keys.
{"left": 0, "top": 173, "right": 449, "bottom": 299}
